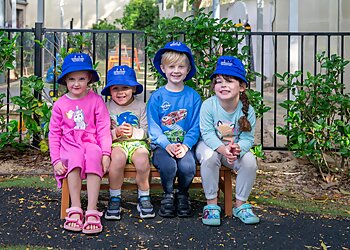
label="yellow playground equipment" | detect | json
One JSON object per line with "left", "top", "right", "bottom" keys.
{"left": 108, "top": 45, "right": 141, "bottom": 71}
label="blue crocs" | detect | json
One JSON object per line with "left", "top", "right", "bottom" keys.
{"left": 202, "top": 204, "right": 221, "bottom": 226}
{"left": 233, "top": 203, "right": 260, "bottom": 224}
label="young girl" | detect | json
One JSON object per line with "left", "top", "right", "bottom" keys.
{"left": 49, "top": 53, "right": 111, "bottom": 234}
{"left": 101, "top": 65, "right": 155, "bottom": 220}
{"left": 147, "top": 41, "right": 201, "bottom": 218}
{"left": 195, "top": 55, "right": 259, "bottom": 226}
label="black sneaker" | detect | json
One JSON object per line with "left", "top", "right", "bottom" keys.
{"left": 176, "top": 194, "right": 194, "bottom": 217}
{"left": 158, "top": 193, "right": 176, "bottom": 218}
{"left": 137, "top": 196, "right": 156, "bottom": 219}
{"left": 104, "top": 196, "right": 121, "bottom": 220}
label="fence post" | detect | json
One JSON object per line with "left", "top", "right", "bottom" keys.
{"left": 33, "top": 22, "right": 43, "bottom": 147}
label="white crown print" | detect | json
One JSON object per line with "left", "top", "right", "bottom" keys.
{"left": 113, "top": 68, "right": 126, "bottom": 75}
{"left": 221, "top": 60, "right": 233, "bottom": 66}
{"left": 71, "top": 55, "right": 85, "bottom": 63}
{"left": 169, "top": 41, "right": 182, "bottom": 47}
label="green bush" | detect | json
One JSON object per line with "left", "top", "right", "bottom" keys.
{"left": 276, "top": 52, "right": 350, "bottom": 177}
{"left": 0, "top": 31, "right": 19, "bottom": 149}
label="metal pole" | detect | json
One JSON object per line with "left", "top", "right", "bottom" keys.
{"left": 60, "top": 0, "right": 64, "bottom": 28}
{"left": 37, "top": 0, "right": 45, "bottom": 23}
{"left": 80, "top": 0, "right": 83, "bottom": 28}
{"left": 11, "top": 0, "right": 16, "bottom": 28}
{"left": 96, "top": 0, "right": 99, "bottom": 23}
{"left": 212, "top": 0, "right": 220, "bottom": 19}
{"left": 256, "top": 0, "right": 264, "bottom": 92}
{"left": 33, "top": 22, "right": 43, "bottom": 147}
{"left": 0, "top": 0, "right": 4, "bottom": 27}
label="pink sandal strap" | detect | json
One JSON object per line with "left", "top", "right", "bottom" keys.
{"left": 82, "top": 210, "right": 103, "bottom": 234}
{"left": 64, "top": 207, "right": 84, "bottom": 232}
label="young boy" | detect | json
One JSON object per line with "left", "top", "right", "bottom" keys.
{"left": 101, "top": 65, "right": 155, "bottom": 219}
{"left": 147, "top": 41, "right": 202, "bottom": 218}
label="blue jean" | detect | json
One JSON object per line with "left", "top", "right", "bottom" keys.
{"left": 151, "top": 145, "right": 196, "bottom": 196}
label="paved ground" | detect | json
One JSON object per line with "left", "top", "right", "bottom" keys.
{"left": 1, "top": 187, "right": 349, "bottom": 249}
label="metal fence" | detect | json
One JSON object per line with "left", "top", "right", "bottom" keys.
{"left": 1, "top": 25, "right": 350, "bottom": 150}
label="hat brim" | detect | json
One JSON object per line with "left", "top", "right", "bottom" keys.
{"left": 57, "top": 66, "right": 100, "bottom": 85}
{"left": 153, "top": 48, "right": 196, "bottom": 82}
{"left": 101, "top": 79, "right": 143, "bottom": 96}
{"left": 210, "top": 69, "right": 247, "bottom": 84}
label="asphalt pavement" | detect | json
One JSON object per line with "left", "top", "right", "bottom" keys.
{"left": 1, "top": 187, "right": 349, "bottom": 249}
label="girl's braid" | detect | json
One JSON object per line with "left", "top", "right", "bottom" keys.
{"left": 238, "top": 89, "right": 252, "bottom": 132}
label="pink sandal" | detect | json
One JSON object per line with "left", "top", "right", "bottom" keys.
{"left": 82, "top": 210, "right": 103, "bottom": 234}
{"left": 64, "top": 207, "right": 84, "bottom": 232}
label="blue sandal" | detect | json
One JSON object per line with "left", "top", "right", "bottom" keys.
{"left": 202, "top": 204, "right": 221, "bottom": 226}
{"left": 233, "top": 203, "right": 260, "bottom": 224}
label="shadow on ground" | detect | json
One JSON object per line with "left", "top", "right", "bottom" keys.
{"left": 1, "top": 187, "right": 349, "bottom": 249}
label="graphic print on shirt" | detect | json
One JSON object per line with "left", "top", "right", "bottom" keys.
{"left": 215, "top": 120, "right": 239, "bottom": 142}
{"left": 72, "top": 106, "right": 87, "bottom": 130}
{"left": 161, "top": 109, "right": 187, "bottom": 143}
{"left": 112, "top": 111, "right": 139, "bottom": 127}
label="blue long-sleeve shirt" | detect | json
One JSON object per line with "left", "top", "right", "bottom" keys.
{"left": 147, "top": 86, "right": 202, "bottom": 150}
{"left": 200, "top": 95, "right": 256, "bottom": 157}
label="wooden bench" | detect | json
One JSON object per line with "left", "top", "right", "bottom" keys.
{"left": 60, "top": 164, "right": 233, "bottom": 219}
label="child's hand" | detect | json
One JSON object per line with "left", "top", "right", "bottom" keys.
{"left": 102, "top": 155, "right": 110, "bottom": 174}
{"left": 217, "top": 145, "right": 237, "bottom": 165}
{"left": 53, "top": 161, "right": 67, "bottom": 176}
{"left": 119, "top": 123, "right": 133, "bottom": 138}
{"left": 175, "top": 144, "right": 188, "bottom": 159}
{"left": 229, "top": 142, "right": 241, "bottom": 157}
{"left": 165, "top": 144, "right": 180, "bottom": 157}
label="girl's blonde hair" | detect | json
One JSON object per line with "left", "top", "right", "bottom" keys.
{"left": 212, "top": 74, "right": 252, "bottom": 132}
{"left": 161, "top": 51, "right": 191, "bottom": 70}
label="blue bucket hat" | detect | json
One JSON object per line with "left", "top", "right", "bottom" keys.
{"left": 101, "top": 65, "right": 143, "bottom": 96}
{"left": 210, "top": 56, "right": 247, "bottom": 84}
{"left": 57, "top": 53, "right": 99, "bottom": 85}
{"left": 153, "top": 41, "right": 196, "bottom": 82}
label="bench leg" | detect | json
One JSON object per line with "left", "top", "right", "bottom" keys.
{"left": 61, "top": 178, "right": 70, "bottom": 219}
{"left": 223, "top": 170, "right": 233, "bottom": 216}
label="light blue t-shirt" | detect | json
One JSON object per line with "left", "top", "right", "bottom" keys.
{"left": 200, "top": 95, "right": 256, "bottom": 157}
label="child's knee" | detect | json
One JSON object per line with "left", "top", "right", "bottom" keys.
{"left": 240, "top": 152, "right": 258, "bottom": 171}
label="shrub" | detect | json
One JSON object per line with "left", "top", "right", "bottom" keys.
{"left": 276, "top": 52, "right": 350, "bottom": 177}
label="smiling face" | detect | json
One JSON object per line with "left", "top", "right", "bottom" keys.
{"left": 110, "top": 85, "right": 136, "bottom": 106}
{"left": 160, "top": 52, "right": 190, "bottom": 86}
{"left": 213, "top": 74, "right": 245, "bottom": 102}
{"left": 65, "top": 71, "right": 91, "bottom": 99}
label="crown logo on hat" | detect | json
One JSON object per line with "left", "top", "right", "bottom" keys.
{"left": 71, "top": 55, "right": 85, "bottom": 63}
{"left": 113, "top": 68, "right": 126, "bottom": 75}
{"left": 169, "top": 41, "right": 182, "bottom": 47}
{"left": 220, "top": 59, "right": 233, "bottom": 67}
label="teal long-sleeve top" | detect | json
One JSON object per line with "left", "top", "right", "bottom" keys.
{"left": 147, "top": 86, "right": 202, "bottom": 150}
{"left": 200, "top": 95, "right": 256, "bottom": 157}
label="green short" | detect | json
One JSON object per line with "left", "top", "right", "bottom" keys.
{"left": 111, "top": 140, "right": 150, "bottom": 163}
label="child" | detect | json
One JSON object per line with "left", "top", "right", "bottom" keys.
{"left": 49, "top": 53, "right": 111, "bottom": 234}
{"left": 195, "top": 55, "right": 260, "bottom": 226}
{"left": 101, "top": 65, "right": 155, "bottom": 220}
{"left": 147, "top": 41, "right": 201, "bottom": 218}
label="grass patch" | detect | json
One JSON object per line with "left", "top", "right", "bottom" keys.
{"left": 0, "top": 176, "right": 56, "bottom": 189}
{"left": 250, "top": 195, "right": 350, "bottom": 218}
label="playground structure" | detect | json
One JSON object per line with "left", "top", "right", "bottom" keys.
{"left": 108, "top": 45, "right": 141, "bottom": 71}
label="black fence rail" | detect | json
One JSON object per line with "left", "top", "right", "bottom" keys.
{"left": 1, "top": 25, "right": 350, "bottom": 151}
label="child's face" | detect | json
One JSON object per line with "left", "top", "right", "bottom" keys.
{"left": 213, "top": 75, "right": 245, "bottom": 101}
{"left": 160, "top": 57, "right": 190, "bottom": 85}
{"left": 110, "top": 85, "right": 136, "bottom": 106}
{"left": 65, "top": 71, "right": 91, "bottom": 99}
